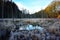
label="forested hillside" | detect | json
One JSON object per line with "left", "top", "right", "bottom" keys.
{"left": 45, "top": 1, "right": 60, "bottom": 18}
{"left": 0, "top": 0, "right": 22, "bottom": 18}
{"left": 34, "top": 1, "right": 60, "bottom": 18}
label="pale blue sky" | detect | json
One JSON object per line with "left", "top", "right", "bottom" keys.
{"left": 13, "top": 0, "right": 53, "bottom": 14}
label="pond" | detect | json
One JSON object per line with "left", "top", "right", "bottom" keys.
{"left": 19, "top": 24, "right": 44, "bottom": 31}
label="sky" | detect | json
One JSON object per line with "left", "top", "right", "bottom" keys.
{"left": 13, "top": 0, "right": 53, "bottom": 14}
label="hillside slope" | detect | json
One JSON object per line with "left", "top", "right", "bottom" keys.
{"left": 45, "top": 1, "right": 60, "bottom": 18}
{"left": 0, "top": 1, "right": 22, "bottom": 18}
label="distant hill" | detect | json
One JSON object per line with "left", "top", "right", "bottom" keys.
{"left": 33, "top": 10, "right": 48, "bottom": 18}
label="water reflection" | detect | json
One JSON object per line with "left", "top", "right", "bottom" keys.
{"left": 19, "top": 24, "right": 44, "bottom": 31}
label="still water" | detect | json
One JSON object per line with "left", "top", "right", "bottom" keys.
{"left": 19, "top": 24, "right": 44, "bottom": 31}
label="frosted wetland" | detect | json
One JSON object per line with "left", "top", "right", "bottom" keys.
{"left": 0, "top": 18, "right": 60, "bottom": 40}
{"left": 0, "top": 18, "right": 60, "bottom": 30}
